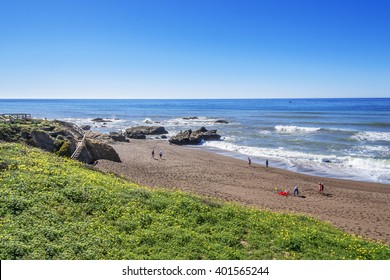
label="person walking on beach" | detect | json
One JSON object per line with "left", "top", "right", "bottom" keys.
{"left": 294, "top": 186, "right": 299, "bottom": 196}
{"left": 248, "top": 157, "right": 251, "bottom": 165}
{"left": 151, "top": 149, "right": 155, "bottom": 159}
{"left": 159, "top": 150, "right": 163, "bottom": 159}
{"left": 318, "top": 182, "right": 324, "bottom": 194}
{"left": 266, "top": 159, "right": 269, "bottom": 168}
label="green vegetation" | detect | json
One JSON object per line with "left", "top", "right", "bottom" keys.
{"left": 0, "top": 119, "right": 59, "bottom": 142}
{"left": 0, "top": 143, "right": 389, "bottom": 260}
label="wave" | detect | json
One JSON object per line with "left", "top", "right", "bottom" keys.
{"left": 275, "top": 125, "right": 321, "bottom": 134}
{"left": 351, "top": 131, "right": 390, "bottom": 142}
{"left": 201, "top": 141, "right": 390, "bottom": 183}
{"left": 165, "top": 116, "right": 230, "bottom": 127}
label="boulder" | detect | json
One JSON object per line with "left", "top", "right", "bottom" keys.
{"left": 85, "top": 131, "right": 111, "bottom": 141}
{"left": 85, "top": 139, "right": 121, "bottom": 163}
{"left": 81, "top": 125, "right": 91, "bottom": 130}
{"left": 215, "top": 120, "right": 229, "bottom": 124}
{"left": 30, "top": 131, "right": 56, "bottom": 152}
{"left": 125, "top": 126, "right": 168, "bottom": 139}
{"left": 91, "top": 118, "right": 112, "bottom": 123}
{"left": 109, "top": 132, "right": 128, "bottom": 142}
{"left": 169, "top": 127, "right": 221, "bottom": 145}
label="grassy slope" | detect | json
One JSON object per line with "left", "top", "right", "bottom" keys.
{"left": 0, "top": 143, "right": 389, "bottom": 260}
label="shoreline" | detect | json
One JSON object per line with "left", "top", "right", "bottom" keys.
{"left": 190, "top": 144, "right": 387, "bottom": 184}
{"left": 96, "top": 139, "right": 390, "bottom": 244}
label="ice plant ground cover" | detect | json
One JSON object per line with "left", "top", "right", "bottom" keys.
{"left": 0, "top": 143, "right": 389, "bottom": 260}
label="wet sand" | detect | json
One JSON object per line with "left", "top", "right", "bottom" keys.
{"left": 96, "top": 140, "right": 390, "bottom": 244}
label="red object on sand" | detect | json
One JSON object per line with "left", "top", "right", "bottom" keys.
{"left": 278, "top": 191, "right": 288, "bottom": 196}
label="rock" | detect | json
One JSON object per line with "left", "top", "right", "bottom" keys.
{"left": 161, "top": 135, "right": 168, "bottom": 139}
{"left": 76, "top": 145, "right": 94, "bottom": 164}
{"left": 215, "top": 120, "right": 229, "bottom": 124}
{"left": 41, "top": 126, "right": 55, "bottom": 131}
{"left": 85, "top": 131, "right": 111, "bottom": 141}
{"left": 143, "top": 118, "right": 153, "bottom": 124}
{"left": 109, "top": 132, "right": 128, "bottom": 142}
{"left": 182, "top": 117, "right": 198, "bottom": 120}
{"left": 125, "top": 126, "right": 168, "bottom": 139}
{"left": 81, "top": 125, "right": 91, "bottom": 130}
{"left": 91, "top": 118, "right": 112, "bottom": 123}
{"left": 85, "top": 139, "right": 121, "bottom": 163}
{"left": 126, "top": 131, "right": 146, "bottom": 139}
{"left": 169, "top": 127, "right": 221, "bottom": 145}
{"left": 30, "top": 131, "right": 56, "bottom": 152}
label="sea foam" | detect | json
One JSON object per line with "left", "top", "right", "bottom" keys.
{"left": 351, "top": 131, "right": 390, "bottom": 142}
{"left": 202, "top": 140, "right": 390, "bottom": 183}
{"left": 275, "top": 125, "right": 321, "bottom": 134}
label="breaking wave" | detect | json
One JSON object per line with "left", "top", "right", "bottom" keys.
{"left": 275, "top": 125, "right": 321, "bottom": 134}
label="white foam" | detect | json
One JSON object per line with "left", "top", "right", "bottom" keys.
{"left": 165, "top": 116, "right": 226, "bottom": 127}
{"left": 275, "top": 125, "right": 321, "bottom": 134}
{"left": 351, "top": 131, "right": 390, "bottom": 142}
{"left": 202, "top": 141, "right": 390, "bottom": 183}
{"left": 259, "top": 130, "right": 272, "bottom": 135}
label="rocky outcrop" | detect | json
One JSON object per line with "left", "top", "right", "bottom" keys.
{"left": 91, "top": 118, "right": 112, "bottom": 123}
{"left": 81, "top": 125, "right": 91, "bottom": 130}
{"left": 169, "top": 127, "right": 221, "bottom": 145}
{"left": 125, "top": 126, "right": 168, "bottom": 139}
{"left": 85, "top": 139, "right": 121, "bottom": 163}
{"left": 30, "top": 131, "right": 56, "bottom": 152}
{"left": 215, "top": 120, "right": 229, "bottom": 124}
{"left": 183, "top": 117, "right": 198, "bottom": 120}
{"left": 85, "top": 131, "right": 111, "bottom": 142}
{"left": 109, "top": 132, "right": 128, "bottom": 142}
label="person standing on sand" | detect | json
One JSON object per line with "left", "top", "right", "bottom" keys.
{"left": 248, "top": 157, "right": 251, "bottom": 165}
{"left": 294, "top": 186, "right": 299, "bottom": 196}
{"left": 318, "top": 182, "right": 324, "bottom": 193}
{"left": 159, "top": 150, "right": 163, "bottom": 159}
{"left": 266, "top": 159, "right": 269, "bottom": 168}
{"left": 151, "top": 150, "right": 155, "bottom": 158}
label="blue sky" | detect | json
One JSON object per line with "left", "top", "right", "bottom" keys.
{"left": 0, "top": 0, "right": 389, "bottom": 99}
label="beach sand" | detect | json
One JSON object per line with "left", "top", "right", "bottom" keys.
{"left": 96, "top": 140, "right": 390, "bottom": 244}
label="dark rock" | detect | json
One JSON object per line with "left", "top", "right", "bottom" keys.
{"left": 85, "top": 131, "right": 111, "bottom": 141}
{"left": 30, "top": 131, "right": 56, "bottom": 152}
{"left": 161, "top": 135, "right": 168, "bottom": 139}
{"left": 182, "top": 117, "right": 198, "bottom": 120}
{"left": 169, "top": 127, "right": 221, "bottom": 145}
{"left": 215, "top": 120, "right": 229, "bottom": 124}
{"left": 77, "top": 145, "right": 94, "bottom": 164}
{"left": 91, "top": 118, "right": 112, "bottom": 123}
{"left": 85, "top": 139, "right": 121, "bottom": 163}
{"left": 109, "top": 132, "right": 128, "bottom": 142}
{"left": 125, "top": 126, "right": 168, "bottom": 139}
{"left": 41, "top": 126, "right": 55, "bottom": 131}
{"left": 81, "top": 125, "right": 91, "bottom": 131}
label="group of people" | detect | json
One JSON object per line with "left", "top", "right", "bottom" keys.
{"left": 151, "top": 149, "right": 163, "bottom": 159}
{"left": 276, "top": 181, "right": 325, "bottom": 197}
{"left": 248, "top": 157, "right": 268, "bottom": 168}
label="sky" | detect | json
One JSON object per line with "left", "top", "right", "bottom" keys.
{"left": 0, "top": 0, "right": 389, "bottom": 99}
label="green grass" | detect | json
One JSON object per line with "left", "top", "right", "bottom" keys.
{"left": 0, "top": 143, "right": 389, "bottom": 260}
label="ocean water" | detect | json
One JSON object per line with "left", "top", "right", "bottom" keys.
{"left": 1, "top": 98, "right": 390, "bottom": 184}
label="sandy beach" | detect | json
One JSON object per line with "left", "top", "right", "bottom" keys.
{"left": 96, "top": 140, "right": 390, "bottom": 244}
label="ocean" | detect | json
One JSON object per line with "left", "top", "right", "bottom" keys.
{"left": 1, "top": 98, "right": 389, "bottom": 184}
